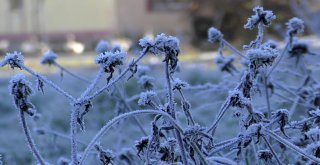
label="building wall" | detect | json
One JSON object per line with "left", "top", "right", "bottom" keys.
{"left": 0, "top": 0, "right": 116, "bottom": 35}
{"left": 114, "top": 0, "right": 191, "bottom": 38}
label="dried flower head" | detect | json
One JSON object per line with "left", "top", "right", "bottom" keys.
{"left": 0, "top": 51, "right": 24, "bottom": 69}
{"left": 135, "top": 136, "right": 149, "bottom": 157}
{"left": 258, "top": 150, "right": 273, "bottom": 163}
{"left": 138, "top": 91, "right": 157, "bottom": 106}
{"left": 208, "top": 27, "right": 223, "bottom": 43}
{"left": 287, "top": 17, "right": 304, "bottom": 36}
{"left": 96, "top": 40, "right": 109, "bottom": 54}
{"left": 139, "top": 33, "right": 180, "bottom": 71}
{"left": 41, "top": 50, "right": 58, "bottom": 65}
{"left": 244, "top": 6, "right": 276, "bottom": 29}
{"left": 9, "top": 74, "right": 36, "bottom": 116}
{"left": 137, "top": 65, "right": 150, "bottom": 77}
{"left": 228, "top": 89, "right": 250, "bottom": 109}
{"left": 95, "top": 51, "right": 127, "bottom": 82}
{"left": 272, "top": 109, "right": 290, "bottom": 137}
{"left": 247, "top": 44, "right": 278, "bottom": 78}
{"left": 172, "top": 78, "right": 189, "bottom": 90}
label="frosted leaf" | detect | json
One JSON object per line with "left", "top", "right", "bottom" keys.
{"left": 41, "top": 50, "right": 58, "bottom": 65}
{"left": 0, "top": 51, "right": 24, "bottom": 69}
{"left": 138, "top": 91, "right": 157, "bottom": 106}
{"left": 286, "top": 17, "right": 304, "bottom": 36}
{"left": 208, "top": 27, "right": 223, "bottom": 43}
{"left": 95, "top": 40, "right": 109, "bottom": 54}
{"left": 172, "top": 78, "right": 189, "bottom": 90}
{"left": 244, "top": 6, "right": 276, "bottom": 29}
{"left": 94, "top": 144, "right": 114, "bottom": 165}
{"left": 95, "top": 51, "right": 127, "bottom": 72}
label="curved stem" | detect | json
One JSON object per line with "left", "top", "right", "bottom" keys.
{"left": 79, "top": 109, "right": 184, "bottom": 165}
{"left": 20, "top": 110, "right": 46, "bottom": 165}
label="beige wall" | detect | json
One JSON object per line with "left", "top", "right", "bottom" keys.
{"left": 0, "top": 0, "right": 191, "bottom": 39}
{"left": 0, "top": 0, "right": 117, "bottom": 35}
{"left": 114, "top": 0, "right": 191, "bottom": 37}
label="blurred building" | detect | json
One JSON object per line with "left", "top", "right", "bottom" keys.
{"left": 0, "top": 0, "right": 192, "bottom": 54}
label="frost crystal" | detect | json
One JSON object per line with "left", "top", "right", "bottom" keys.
{"left": 286, "top": 17, "right": 304, "bottom": 36}
{"left": 0, "top": 51, "right": 24, "bottom": 69}
{"left": 41, "top": 50, "right": 58, "bottom": 65}
{"left": 244, "top": 6, "right": 276, "bottom": 29}
{"left": 138, "top": 91, "right": 157, "bottom": 106}
{"left": 208, "top": 27, "right": 223, "bottom": 43}
{"left": 95, "top": 40, "right": 109, "bottom": 54}
{"left": 95, "top": 51, "right": 127, "bottom": 72}
{"left": 172, "top": 78, "right": 189, "bottom": 90}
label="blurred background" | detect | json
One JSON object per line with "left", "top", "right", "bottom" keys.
{"left": 0, "top": 0, "right": 320, "bottom": 57}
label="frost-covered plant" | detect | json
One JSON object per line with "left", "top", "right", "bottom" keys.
{"left": 2, "top": 4, "right": 320, "bottom": 165}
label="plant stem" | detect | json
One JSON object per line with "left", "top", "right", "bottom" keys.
{"left": 263, "top": 76, "right": 271, "bottom": 118}
{"left": 19, "top": 64, "right": 76, "bottom": 102}
{"left": 53, "top": 62, "right": 91, "bottom": 84}
{"left": 222, "top": 39, "right": 247, "bottom": 59}
{"left": 164, "top": 60, "right": 188, "bottom": 165}
{"left": 20, "top": 110, "right": 46, "bottom": 165}
{"left": 267, "top": 42, "right": 290, "bottom": 77}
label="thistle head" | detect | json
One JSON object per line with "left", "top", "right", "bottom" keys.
{"left": 286, "top": 17, "right": 304, "bottom": 37}
{"left": 138, "top": 91, "right": 157, "bottom": 106}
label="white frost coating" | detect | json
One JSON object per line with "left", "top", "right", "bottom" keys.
{"left": 9, "top": 74, "right": 33, "bottom": 97}
{"left": 41, "top": 50, "right": 58, "bottom": 65}
{"left": 172, "top": 78, "right": 189, "bottom": 90}
{"left": 208, "top": 27, "right": 223, "bottom": 43}
{"left": 95, "top": 40, "right": 109, "bottom": 54}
